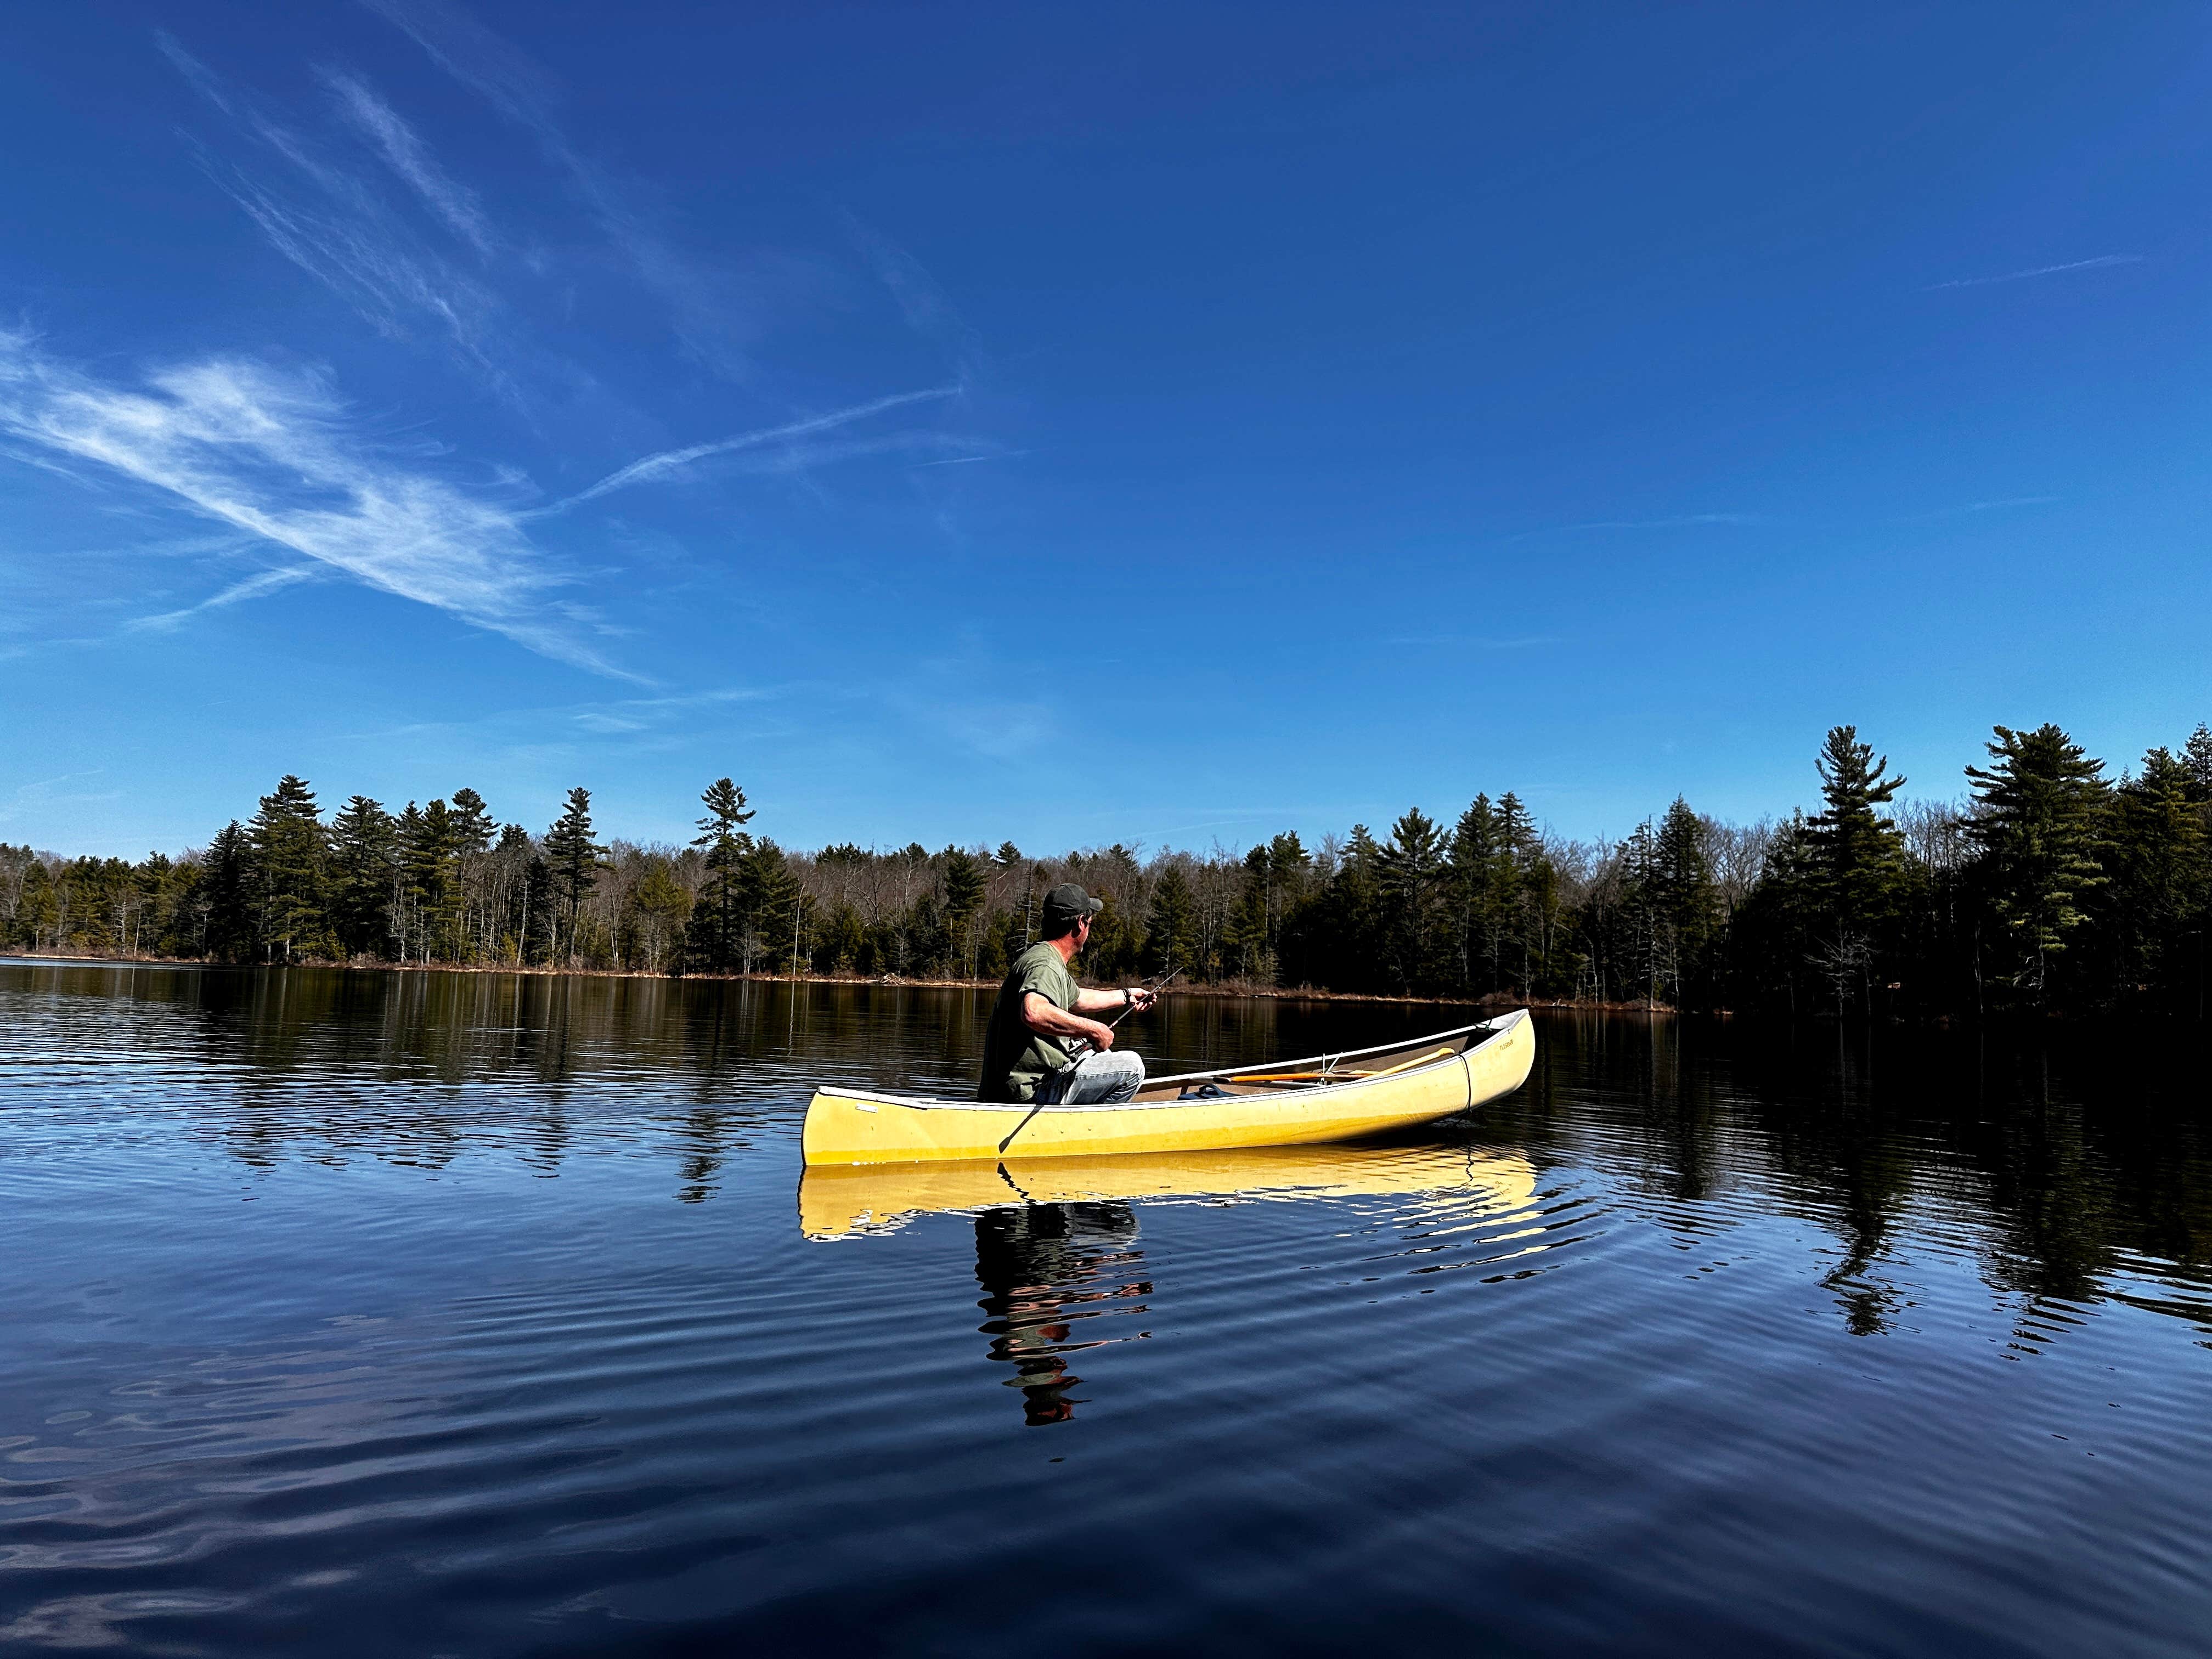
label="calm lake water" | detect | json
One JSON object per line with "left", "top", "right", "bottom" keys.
{"left": 3, "top": 962, "right": 2209, "bottom": 1656}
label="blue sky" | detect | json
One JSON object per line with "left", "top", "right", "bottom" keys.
{"left": 4, "top": 3, "right": 2207, "bottom": 858}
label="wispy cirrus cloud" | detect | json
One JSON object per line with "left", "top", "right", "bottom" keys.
{"left": 551, "top": 386, "right": 964, "bottom": 509}
{"left": 361, "top": 0, "right": 818, "bottom": 379}
{"left": 358, "top": 0, "right": 556, "bottom": 132}
{"left": 0, "top": 335, "right": 625, "bottom": 676}
{"left": 217, "top": 156, "right": 503, "bottom": 354}
{"left": 160, "top": 35, "right": 507, "bottom": 381}
{"left": 323, "top": 69, "right": 496, "bottom": 255}
{"left": 1925, "top": 254, "right": 2143, "bottom": 291}
{"left": 154, "top": 31, "right": 238, "bottom": 115}
{"left": 842, "top": 211, "right": 992, "bottom": 383}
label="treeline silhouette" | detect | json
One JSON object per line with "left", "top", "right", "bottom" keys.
{"left": 6, "top": 718, "right": 2210, "bottom": 1018}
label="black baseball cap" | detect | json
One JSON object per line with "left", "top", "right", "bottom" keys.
{"left": 1041, "top": 882, "right": 1104, "bottom": 927}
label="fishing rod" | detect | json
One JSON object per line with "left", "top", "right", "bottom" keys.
{"left": 997, "top": 964, "right": 1180, "bottom": 1157}
{"left": 1067, "top": 964, "right": 1182, "bottom": 1057}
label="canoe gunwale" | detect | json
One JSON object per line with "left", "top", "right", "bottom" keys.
{"left": 811, "top": 1011, "right": 1525, "bottom": 1116}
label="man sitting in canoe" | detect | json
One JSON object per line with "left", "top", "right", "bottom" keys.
{"left": 978, "top": 883, "right": 1159, "bottom": 1104}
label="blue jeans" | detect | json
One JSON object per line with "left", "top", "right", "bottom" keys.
{"left": 1035, "top": 1049, "right": 1145, "bottom": 1104}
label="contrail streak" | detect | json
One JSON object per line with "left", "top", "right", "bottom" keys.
{"left": 553, "top": 386, "right": 962, "bottom": 509}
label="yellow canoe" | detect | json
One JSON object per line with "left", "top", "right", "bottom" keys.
{"left": 800, "top": 1008, "right": 1535, "bottom": 1166}
{"left": 799, "top": 1141, "right": 1540, "bottom": 1240}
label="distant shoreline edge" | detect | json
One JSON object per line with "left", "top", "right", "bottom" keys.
{"left": 0, "top": 950, "right": 1681, "bottom": 1014}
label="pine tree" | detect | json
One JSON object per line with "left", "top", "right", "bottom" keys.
{"left": 126, "top": 851, "right": 176, "bottom": 957}
{"left": 16, "top": 856, "right": 62, "bottom": 953}
{"left": 627, "top": 865, "right": 693, "bottom": 973}
{"left": 1653, "top": 798, "right": 1718, "bottom": 960}
{"left": 1733, "top": 810, "right": 1821, "bottom": 1015}
{"left": 201, "top": 821, "right": 256, "bottom": 961}
{"left": 940, "top": 848, "right": 987, "bottom": 975}
{"left": 327, "top": 795, "right": 397, "bottom": 959}
{"left": 1376, "top": 808, "right": 1446, "bottom": 991}
{"left": 1966, "top": 724, "right": 2108, "bottom": 1000}
{"left": 1223, "top": 844, "right": 1276, "bottom": 982}
{"left": 1493, "top": 794, "right": 1549, "bottom": 995}
{"left": 2184, "top": 725, "right": 2212, "bottom": 804}
{"left": 543, "top": 787, "right": 607, "bottom": 966}
{"left": 390, "top": 803, "right": 427, "bottom": 960}
{"left": 1145, "top": 863, "right": 1199, "bottom": 975}
{"left": 247, "top": 775, "right": 330, "bottom": 962}
{"left": 518, "top": 844, "right": 554, "bottom": 965}
{"left": 690, "top": 778, "right": 755, "bottom": 972}
{"left": 2102, "top": 747, "right": 2208, "bottom": 1012}
{"left": 406, "top": 799, "right": 461, "bottom": 961}
{"left": 1615, "top": 819, "right": 1673, "bottom": 1006}
{"left": 1323, "top": 825, "right": 1387, "bottom": 991}
{"left": 1809, "top": 726, "right": 1909, "bottom": 923}
{"left": 1796, "top": 727, "right": 1908, "bottom": 1012}
{"left": 449, "top": 787, "right": 496, "bottom": 961}
{"left": 1265, "top": 827, "right": 1309, "bottom": 938}
{"left": 735, "top": 837, "right": 800, "bottom": 974}
{"left": 1448, "top": 795, "right": 1500, "bottom": 992}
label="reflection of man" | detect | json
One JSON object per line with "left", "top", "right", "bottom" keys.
{"left": 974, "top": 1201, "right": 1148, "bottom": 1426}
{"left": 978, "top": 883, "right": 1158, "bottom": 1104}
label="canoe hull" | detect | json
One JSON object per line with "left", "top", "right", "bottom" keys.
{"left": 800, "top": 1008, "right": 1534, "bottom": 1166}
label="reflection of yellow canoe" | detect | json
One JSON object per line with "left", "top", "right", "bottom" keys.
{"left": 800, "top": 1142, "right": 1541, "bottom": 1240}
{"left": 800, "top": 1010, "right": 1534, "bottom": 1166}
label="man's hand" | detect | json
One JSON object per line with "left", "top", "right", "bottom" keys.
{"left": 1124, "top": 985, "right": 1159, "bottom": 1013}
{"left": 1086, "top": 1020, "right": 1117, "bottom": 1050}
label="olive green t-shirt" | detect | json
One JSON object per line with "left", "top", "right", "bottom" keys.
{"left": 978, "top": 942, "right": 1082, "bottom": 1103}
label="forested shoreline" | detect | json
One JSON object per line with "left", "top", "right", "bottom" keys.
{"left": 7, "top": 718, "right": 2211, "bottom": 1021}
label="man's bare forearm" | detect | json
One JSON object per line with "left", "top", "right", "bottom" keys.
{"left": 1022, "top": 991, "right": 1115, "bottom": 1048}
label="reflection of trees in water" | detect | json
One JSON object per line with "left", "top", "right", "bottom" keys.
{"left": 1504, "top": 1014, "right": 2212, "bottom": 1342}
{"left": 1729, "top": 1021, "right": 2212, "bottom": 1342}
{"left": 1732, "top": 1025, "right": 1917, "bottom": 1336}
{"left": 973, "top": 1202, "right": 1150, "bottom": 1427}
{"left": 672, "top": 1107, "right": 748, "bottom": 1202}
{"left": 1630, "top": 1017, "right": 1722, "bottom": 1203}
{"left": 1487, "top": 1011, "right": 1728, "bottom": 1205}
{"left": 1484, "top": 1012, "right": 1726, "bottom": 1197}
{"left": 1974, "top": 1105, "right": 2120, "bottom": 1310}
{"left": 30, "top": 966, "right": 2212, "bottom": 1331}
{"left": 2103, "top": 1103, "right": 2212, "bottom": 1280}
{"left": 142, "top": 967, "right": 794, "bottom": 1178}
